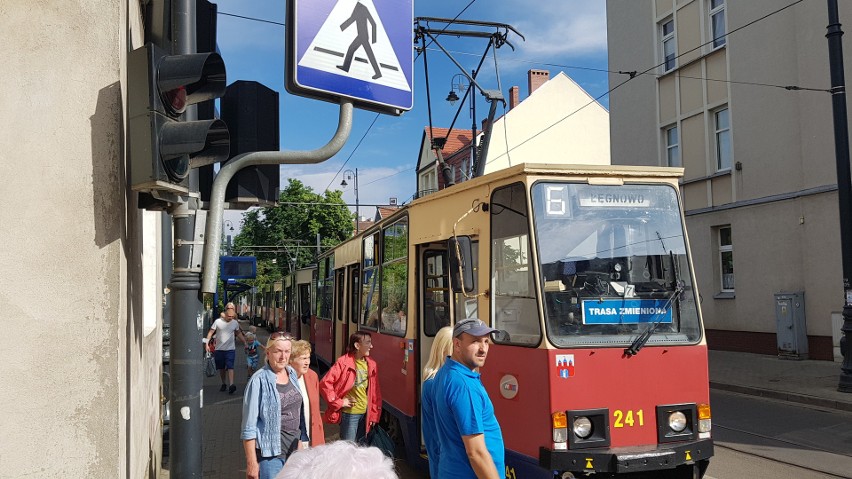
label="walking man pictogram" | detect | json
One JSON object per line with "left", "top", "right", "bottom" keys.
{"left": 337, "top": 2, "right": 382, "bottom": 80}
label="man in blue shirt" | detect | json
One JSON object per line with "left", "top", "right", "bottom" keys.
{"left": 432, "top": 318, "right": 504, "bottom": 479}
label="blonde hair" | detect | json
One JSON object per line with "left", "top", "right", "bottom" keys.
{"left": 422, "top": 326, "right": 453, "bottom": 381}
{"left": 291, "top": 340, "right": 312, "bottom": 359}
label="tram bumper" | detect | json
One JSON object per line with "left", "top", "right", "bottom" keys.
{"left": 539, "top": 438, "right": 713, "bottom": 474}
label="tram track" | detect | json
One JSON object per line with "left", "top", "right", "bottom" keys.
{"left": 713, "top": 423, "right": 852, "bottom": 478}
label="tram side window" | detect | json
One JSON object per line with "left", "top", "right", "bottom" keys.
{"left": 317, "top": 257, "right": 334, "bottom": 320}
{"left": 453, "top": 242, "right": 479, "bottom": 322}
{"left": 423, "top": 250, "right": 450, "bottom": 336}
{"left": 361, "top": 233, "right": 380, "bottom": 330}
{"left": 380, "top": 218, "right": 408, "bottom": 336}
{"left": 490, "top": 183, "right": 542, "bottom": 346}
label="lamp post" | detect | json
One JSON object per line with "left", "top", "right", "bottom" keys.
{"left": 223, "top": 220, "right": 234, "bottom": 255}
{"left": 341, "top": 168, "right": 360, "bottom": 234}
{"left": 446, "top": 71, "right": 476, "bottom": 179}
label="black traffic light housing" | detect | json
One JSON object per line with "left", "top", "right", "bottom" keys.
{"left": 128, "top": 42, "right": 229, "bottom": 195}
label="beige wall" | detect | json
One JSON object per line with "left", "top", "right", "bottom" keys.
{"left": 483, "top": 72, "right": 610, "bottom": 173}
{"left": 607, "top": 0, "right": 852, "bottom": 357}
{"left": 0, "top": 0, "right": 165, "bottom": 476}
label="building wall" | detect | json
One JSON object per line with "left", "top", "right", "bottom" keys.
{"left": 483, "top": 72, "right": 610, "bottom": 173}
{"left": 607, "top": 0, "right": 852, "bottom": 360}
{"left": 0, "top": 0, "right": 165, "bottom": 476}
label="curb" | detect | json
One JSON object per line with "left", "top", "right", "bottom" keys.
{"left": 710, "top": 381, "right": 852, "bottom": 413}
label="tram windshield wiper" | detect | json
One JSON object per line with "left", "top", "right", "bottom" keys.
{"left": 624, "top": 282, "right": 683, "bottom": 357}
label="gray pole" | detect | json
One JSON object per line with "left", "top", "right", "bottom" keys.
{"left": 169, "top": 0, "right": 205, "bottom": 476}
{"left": 827, "top": 0, "right": 852, "bottom": 392}
{"left": 200, "top": 101, "right": 353, "bottom": 294}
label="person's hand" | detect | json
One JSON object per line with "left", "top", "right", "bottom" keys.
{"left": 245, "top": 460, "right": 259, "bottom": 479}
{"left": 341, "top": 397, "right": 352, "bottom": 408}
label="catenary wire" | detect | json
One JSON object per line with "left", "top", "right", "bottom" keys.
{"left": 218, "top": 11, "right": 285, "bottom": 27}
{"left": 323, "top": 113, "right": 380, "bottom": 192}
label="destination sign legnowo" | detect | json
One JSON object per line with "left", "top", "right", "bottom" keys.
{"left": 582, "top": 299, "right": 672, "bottom": 325}
{"left": 578, "top": 188, "right": 651, "bottom": 208}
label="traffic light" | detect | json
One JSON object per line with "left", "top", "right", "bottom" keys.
{"left": 221, "top": 81, "right": 281, "bottom": 206}
{"left": 128, "top": 42, "right": 229, "bottom": 195}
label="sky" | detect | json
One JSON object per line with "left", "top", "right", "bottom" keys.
{"left": 211, "top": 0, "right": 609, "bottom": 229}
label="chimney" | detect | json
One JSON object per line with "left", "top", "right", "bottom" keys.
{"left": 528, "top": 69, "right": 550, "bottom": 95}
{"left": 509, "top": 86, "right": 520, "bottom": 109}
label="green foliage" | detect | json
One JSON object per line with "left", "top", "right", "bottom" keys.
{"left": 232, "top": 178, "right": 354, "bottom": 289}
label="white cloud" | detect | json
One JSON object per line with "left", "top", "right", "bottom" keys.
{"left": 507, "top": 2, "right": 608, "bottom": 58}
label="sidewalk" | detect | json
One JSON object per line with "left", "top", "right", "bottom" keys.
{"left": 162, "top": 321, "right": 342, "bottom": 478}
{"left": 708, "top": 349, "right": 852, "bottom": 412}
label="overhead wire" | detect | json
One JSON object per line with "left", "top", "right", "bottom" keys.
{"left": 217, "top": 11, "right": 285, "bottom": 27}
{"left": 324, "top": 113, "right": 381, "bottom": 192}
{"left": 484, "top": 0, "right": 814, "bottom": 167}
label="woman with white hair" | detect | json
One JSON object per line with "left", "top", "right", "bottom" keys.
{"left": 275, "top": 441, "right": 398, "bottom": 479}
{"left": 241, "top": 332, "right": 309, "bottom": 479}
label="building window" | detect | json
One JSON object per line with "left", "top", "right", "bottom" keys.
{"left": 665, "top": 125, "right": 680, "bottom": 167}
{"left": 710, "top": 0, "right": 726, "bottom": 48}
{"left": 719, "top": 226, "right": 734, "bottom": 292}
{"left": 714, "top": 107, "right": 732, "bottom": 171}
{"left": 661, "top": 19, "right": 676, "bottom": 72}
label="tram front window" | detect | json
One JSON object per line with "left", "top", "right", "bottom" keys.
{"left": 531, "top": 182, "right": 701, "bottom": 348}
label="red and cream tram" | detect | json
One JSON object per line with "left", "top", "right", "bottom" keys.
{"left": 311, "top": 163, "right": 712, "bottom": 478}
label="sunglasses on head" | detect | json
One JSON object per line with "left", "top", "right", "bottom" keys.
{"left": 270, "top": 332, "right": 293, "bottom": 341}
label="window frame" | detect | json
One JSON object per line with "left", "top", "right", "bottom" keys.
{"left": 710, "top": 0, "right": 727, "bottom": 49}
{"left": 714, "top": 107, "right": 732, "bottom": 171}
{"left": 665, "top": 124, "right": 680, "bottom": 167}
{"left": 661, "top": 18, "right": 676, "bottom": 73}
{"left": 718, "top": 226, "right": 734, "bottom": 293}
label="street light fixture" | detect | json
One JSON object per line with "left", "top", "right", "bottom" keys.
{"left": 341, "top": 168, "right": 360, "bottom": 234}
{"left": 446, "top": 71, "right": 476, "bottom": 180}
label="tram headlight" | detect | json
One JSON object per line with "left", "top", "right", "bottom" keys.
{"left": 668, "top": 411, "right": 687, "bottom": 432}
{"left": 573, "top": 416, "right": 593, "bottom": 438}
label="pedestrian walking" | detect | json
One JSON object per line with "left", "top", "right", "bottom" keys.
{"left": 245, "top": 331, "right": 263, "bottom": 378}
{"left": 205, "top": 302, "right": 246, "bottom": 394}
{"left": 274, "top": 441, "right": 398, "bottom": 479}
{"left": 433, "top": 318, "right": 504, "bottom": 479}
{"left": 289, "top": 340, "right": 325, "bottom": 447}
{"left": 421, "top": 326, "right": 453, "bottom": 479}
{"left": 241, "top": 332, "right": 309, "bottom": 479}
{"left": 319, "top": 331, "right": 382, "bottom": 443}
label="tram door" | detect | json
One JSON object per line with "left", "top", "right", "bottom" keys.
{"left": 417, "top": 245, "right": 451, "bottom": 449}
{"left": 347, "top": 265, "right": 360, "bottom": 349}
{"left": 333, "top": 269, "right": 347, "bottom": 360}
{"left": 298, "top": 283, "right": 311, "bottom": 341}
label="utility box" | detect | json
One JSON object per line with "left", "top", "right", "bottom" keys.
{"left": 775, "top": 291, "right": 808, "bottom": 360}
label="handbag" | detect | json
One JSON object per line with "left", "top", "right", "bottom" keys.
{"left": 204, "top": 351, "right": 217, "bottom": 377}
{"left": 365, "top": 424, "right": 394, "bottom": 458}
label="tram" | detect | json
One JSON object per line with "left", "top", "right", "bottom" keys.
{"left": 311, "top": 163, "right": 712, "bottom": 478}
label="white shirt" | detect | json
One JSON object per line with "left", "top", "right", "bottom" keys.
{"left": 298, "top": 375, "right": 311, "bottom": 447}
{"left": 211, "top": 318, "right": 240, "bottom": 351}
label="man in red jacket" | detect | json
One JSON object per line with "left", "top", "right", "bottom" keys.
{"left": 319, "top": 331, "right": 382, "bottom": 442}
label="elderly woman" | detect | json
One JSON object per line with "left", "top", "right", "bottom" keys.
{"left": 288, "top": 340, "right": 325, "bottom": 446}
{"left": 241, "top": 332, "right": 309, "bottom": 479}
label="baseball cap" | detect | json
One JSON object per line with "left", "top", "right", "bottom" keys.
{"left": 453, "top": 318, "right": 497, "bottom": 338}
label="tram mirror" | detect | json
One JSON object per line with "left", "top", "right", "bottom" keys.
{"left": 491, "top": 330, "right": 510, "bottom": 343}
{"left": 448, "top": 236, "right": 474, "bottom": 294}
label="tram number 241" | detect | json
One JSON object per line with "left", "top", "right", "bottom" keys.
{"left": 613, "top": 409, "right": 645, "bottom": 428}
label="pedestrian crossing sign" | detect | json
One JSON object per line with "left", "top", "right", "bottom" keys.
{"left": 286, "top": 0, "right": 414, "bottom": 115}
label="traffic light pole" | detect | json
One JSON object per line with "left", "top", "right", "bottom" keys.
{"left": 826, "top": 0, "right": 852, "bottom": 393}
{"left": 168, "top": 1, "right": 205, "bottom": 477}
{"left": 200, "top": 100, "right": 354, "bottom": 294}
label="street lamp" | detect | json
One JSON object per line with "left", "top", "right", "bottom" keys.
{"left": 341, "top": 168, "right": 360, "bottom": 234}
{"left": 446, "top": 71, "right": 476, "bottom": 180}
{"left": 222, "top": 220, "right": 235, "bottom": 254}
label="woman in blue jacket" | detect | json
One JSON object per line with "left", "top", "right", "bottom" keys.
{"left": 241, "top": 332, "right": 308, "bottom": 479}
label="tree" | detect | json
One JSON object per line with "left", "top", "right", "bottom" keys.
{"left": 232, "top": 179, "right": 354, "bottom": 287}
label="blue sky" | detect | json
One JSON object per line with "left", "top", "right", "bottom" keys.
{"left": 212, "top": 0, "right": 609, "bottom": 226}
